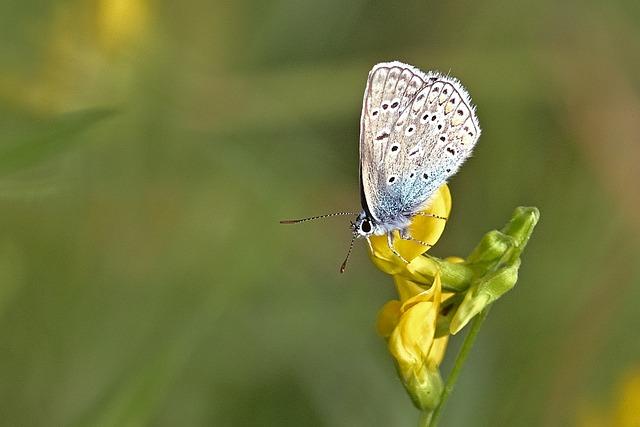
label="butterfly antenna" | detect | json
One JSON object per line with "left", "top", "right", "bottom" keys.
{"left": 280, "top": 211, "right": 358, "bottom": 224}
{"left": 339, "top": 233, "right": 357, "bottom": 274}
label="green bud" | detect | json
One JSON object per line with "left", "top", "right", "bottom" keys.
{"left": 407, "top": 255, "right": 475, "bottom": 292}
{"left": 466, "top": 230, "right": 516, "bottom": 267}
{"left": 449, "top": 260, "right": 520, "bottom": 334}
{"left": 501, "top": 207, "right": 540, "bottom": 254}
{"left": 449, "top": 292, "right": 490, "bottom": 335}
{"left": 446, "top": 207, "right": 539, "bottom": 333}
{"left": 467, "top": 206, "right": 539, "bottom": 268}
{"left": 399, "top": 364, "right": 444, "bottom": 411}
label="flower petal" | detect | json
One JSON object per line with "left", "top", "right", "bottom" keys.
{"left": 388, "top": 273, "right": 443, "bottom": 376}
{"left": 376, "top": 300, "right": 402, "bottom": 338}
{"left": 389, "top": 300, "right": 437, "bottom": 376}
{"left": 396, "top": 184, "right": 452, "bottom": 261}
{"left": 426, "top": 335, "right": 449, "bottom": 369}
{"left": 394, "top": 276, "right": 429, "bottom": 303}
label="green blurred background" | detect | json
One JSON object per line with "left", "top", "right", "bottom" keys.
{"left": 1, "top": 1, "right": 639, "bottom": 426}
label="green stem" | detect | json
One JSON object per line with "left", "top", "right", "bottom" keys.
{"left": 418, "top": 410, "right": 432, "bottom": 427}
{"left": 423, "top": 306, "right": 491, "bottom": 427}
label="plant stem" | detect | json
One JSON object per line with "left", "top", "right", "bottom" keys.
{"left": 424, "top": 306, "right": 491, "bottom": 427}
{"left": 418, "top": 410, "right": 432, "bottom": 427}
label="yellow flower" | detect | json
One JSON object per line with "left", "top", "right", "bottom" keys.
{"left": 370, "top": 185, "right": 454, "bottom": 411}
{"left": 0, "top": 1, "right": 151, "bottom": 114}
{"left": 368, "top": 184, "right": 451, "bottom": 275}
{"left": 98, "top": 0, "right": 150, "bottom": 55}
{"left": 377, "top": 273, "right": 449, "bottom": 410}
{"left": 579, "top": 368, "right": 640, "bottom": 427}
{"left": 368, "top": 182, "right": 540, "bottom": 420}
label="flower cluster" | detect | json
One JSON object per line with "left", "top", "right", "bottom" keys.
{"left": 369, "top": 184, "right": 539, "bottom": 420}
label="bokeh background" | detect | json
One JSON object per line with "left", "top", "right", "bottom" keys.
{"left": 1, "top": 1, "right": 639, "bottom": 426}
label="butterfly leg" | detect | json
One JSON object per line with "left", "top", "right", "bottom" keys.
{"left": 399, "top": 228, "right": 433, "bottom": 248}
{"left": 413, "top": 212, "right": 448, "bottom": 221}
{"left": 387, "top": 233, "right": 408, "bottom": 264}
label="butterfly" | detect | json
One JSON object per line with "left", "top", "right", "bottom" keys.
{"left": 282, "top": 61, "right": 481, "bottom": 272}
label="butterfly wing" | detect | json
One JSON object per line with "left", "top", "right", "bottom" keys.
{"left": 359, "top": 61, "right": 481, "bottom": 224}
{"left": 359, "top": 62, "right": 429, "bottom": 222}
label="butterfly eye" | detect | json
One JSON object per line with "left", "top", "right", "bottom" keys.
{"left": 360, "top": 220, "right": 372, "bottom": 233}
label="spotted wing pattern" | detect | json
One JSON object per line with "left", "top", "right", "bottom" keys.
{"left": 359, "top": 61, "right": 480, "bottom": 224}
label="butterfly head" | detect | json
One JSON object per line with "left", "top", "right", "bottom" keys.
{"left": 352, "top": 211, "right": 379, "bottom": 238}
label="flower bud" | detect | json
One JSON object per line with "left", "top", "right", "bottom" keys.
{"left": 466, "top": 230, "right": 516, "bottom": 267}
{"left": 448, "top": 207, "right": 539, "bottom": 333}
{"left": 501, "top": 207, "right": 540, "bottom": 250}
{"left": 400, "top": 362, "right": 444, "bottom": 411}
{"left": 450, "top": 261, "right": 520, "bottom": 334}
{"left": 408, "top": 255, "right": 474, "bottom": 292}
